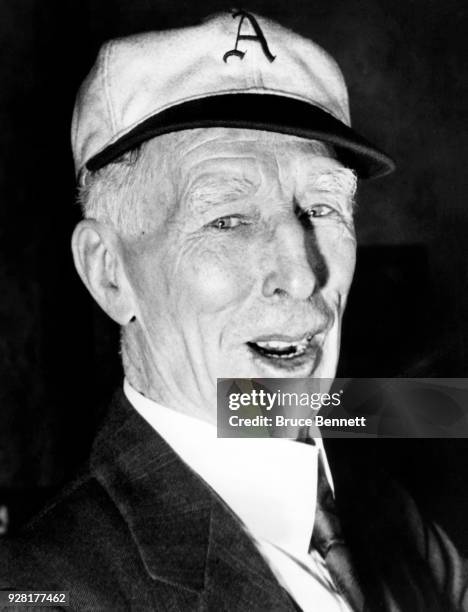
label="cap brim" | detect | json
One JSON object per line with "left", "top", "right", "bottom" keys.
{"left": 86, "top": 93, "right": 395, "bottom": 179}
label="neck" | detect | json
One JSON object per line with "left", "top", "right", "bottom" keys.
{"left": 121, "top": 326, "right": 217, "bottom": 423}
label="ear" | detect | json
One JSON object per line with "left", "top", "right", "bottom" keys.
{"left": 71, "top": 219, "right": 135, "bottom": 325}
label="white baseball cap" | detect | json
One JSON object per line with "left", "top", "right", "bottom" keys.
{"left": 72, "top": 10, "right": 395, "bottom": 179}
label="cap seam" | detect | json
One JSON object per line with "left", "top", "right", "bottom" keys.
{"left": 103, "top": 41, "right": 117, "bottom": 134}
{"left": 71, "top": 105, "right": 79, "bottom": 158}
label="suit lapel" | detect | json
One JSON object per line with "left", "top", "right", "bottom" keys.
{"left": 203, "top": 497, "right": 297, "bottom": 611}
{"left": 90, "top": 390, "right": 296, "bottom": 610}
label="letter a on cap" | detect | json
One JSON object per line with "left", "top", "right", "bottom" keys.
{"left": 223, "top": 10, "right": 276, "bottom": 63}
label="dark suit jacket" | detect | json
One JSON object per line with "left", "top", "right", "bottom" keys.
{"left": 1, "top": 389, "right": 467, "bottom": 611}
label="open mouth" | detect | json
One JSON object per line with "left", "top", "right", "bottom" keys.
{"left": 246, "top": 334, "right": 320, "bottom": 372}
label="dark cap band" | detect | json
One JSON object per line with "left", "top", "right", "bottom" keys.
{"left": 86, "top": 93, "right": 395, "bottom": 179}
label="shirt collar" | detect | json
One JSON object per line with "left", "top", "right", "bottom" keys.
{"left": 124, "top": 379, "right": 334, "bottom": 559}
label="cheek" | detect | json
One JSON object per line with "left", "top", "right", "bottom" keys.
{"left": 123, "top": 236, "right": 175, "bottom": 321}
{"left": 177, "top": 243, "right": 254, "bottom": 314}
{"left": 337, "top": 239, "right": 357, "bottom": 291}
{"left": 317, "top": 224, "right": 357, "bottom": 293}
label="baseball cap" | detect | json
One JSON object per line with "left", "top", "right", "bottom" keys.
{"left": 72, "top": 10, "right": 395, "bottom": 180}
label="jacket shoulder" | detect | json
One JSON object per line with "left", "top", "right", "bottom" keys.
{"left": 0, "top": 472, "right": 146, "bottom": 608}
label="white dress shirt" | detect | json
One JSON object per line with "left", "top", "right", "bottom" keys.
{"left": 124, "top": 380, "right": 351, "bottom": 612}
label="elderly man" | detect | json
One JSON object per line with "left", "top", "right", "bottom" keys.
{"left": 1, "top": 11, "right": 467, "bottom": 612}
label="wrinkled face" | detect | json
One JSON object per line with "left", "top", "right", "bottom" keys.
{"left": 121, "top": 129, "right": 357, "bottom": 419}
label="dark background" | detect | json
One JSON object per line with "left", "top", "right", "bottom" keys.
{"left": 0, "top": 0, "right": 467, "bottom": 549}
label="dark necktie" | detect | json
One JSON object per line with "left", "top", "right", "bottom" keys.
{"left": 311, "top": 452, "right": 365, "bottom": 612}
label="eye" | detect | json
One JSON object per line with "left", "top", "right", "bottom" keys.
{"left": 306, "top": 204, "right": 335, "bottom": 219}
{"left": 209, "top": 215, "right": 244, "bottom": 230}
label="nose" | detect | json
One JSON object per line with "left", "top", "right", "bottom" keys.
{"left": 262, "top": 218, "right": 322, "bottom": 301}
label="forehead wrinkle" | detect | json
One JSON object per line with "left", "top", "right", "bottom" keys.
{"left": 272, "top": 140, "right": 338, "bottom": 197}
{"left": 172, "top": 128, "right": 278, "bottom": 162}
{"left": 184, "top": 152, "right": 262, "bottom": 174}
{"left": 179, "top": 154, "right": 263, "bottom": 205}
{"left": 178, "top": 127, "right": 305, "bottom": 155}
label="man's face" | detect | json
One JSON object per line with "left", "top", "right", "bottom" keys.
{"left": 121, "top": 129, "right": 357, "bottom": 419}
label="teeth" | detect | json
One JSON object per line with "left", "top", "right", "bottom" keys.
{"left": 256, "top": 340, "right": 297, "bottom": 350}
{"left": 251, "top": 336, "right": 313, "bottom": 359}
{"left": 256, "top": 338, "right": 310, "bottom": 351}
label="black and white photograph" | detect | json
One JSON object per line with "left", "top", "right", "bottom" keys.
{"left": 0, "top": 1, "right": 467, "bottom": 610}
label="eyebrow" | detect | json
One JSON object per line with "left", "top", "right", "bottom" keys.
{"left": 186, "top": 176, "right": 257, "bottom": 213}
{"left": 304, "top": 168, "right": 358, "bottom": 207}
